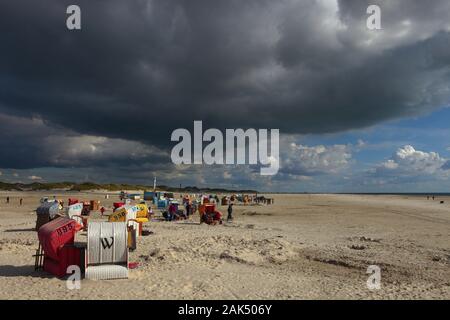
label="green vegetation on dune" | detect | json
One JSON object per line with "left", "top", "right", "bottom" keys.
{"left": 0, "top": 181, "right": 257, "bottom": 193}
{"left": 0, "top": 181, "right": 20, "bottom": 191}
{"left": 69, "top": 182, "right": 151, "bottom": 192}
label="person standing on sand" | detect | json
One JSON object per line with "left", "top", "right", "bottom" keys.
{"left": 192, "top": 201, "right": 198, "bottom": 216}
{"left": 167, "top": 203, "right": 176, "bottom": 221}
{"left": 6, "top": 196, "right": 9, "bottom": 204}
{"left": 19, "top": 198, "right": 23, "bottom": 206}
{"left": 227, "top": 203, "right": 233, "bottom": 222}
{"left": 185, "top": 202, "right": 191, "bottom": 218}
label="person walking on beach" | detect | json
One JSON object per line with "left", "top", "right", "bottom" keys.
{"left": 227, "top": 203, "right": 233, "bottom": 222}
{"left": 19, "top": 198, "right": 23, "bottom": 206}
{"left": 6, "top": 196, "right": 9, "bottom": 204}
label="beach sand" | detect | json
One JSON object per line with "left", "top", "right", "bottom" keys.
{"left": 0, "top": 191, "right": 449, "bottom": 299}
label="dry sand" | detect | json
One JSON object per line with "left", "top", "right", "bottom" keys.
{"left": 0, "top": 191, "right": 449, "bottom": 299}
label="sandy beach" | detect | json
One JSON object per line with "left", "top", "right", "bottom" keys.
{"left": 0, "top": 191, "right": 449, "bottom": 300}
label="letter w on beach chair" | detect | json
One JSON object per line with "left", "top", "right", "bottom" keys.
{"left": 85, "top": 222, "right": 128, "bottom": 280}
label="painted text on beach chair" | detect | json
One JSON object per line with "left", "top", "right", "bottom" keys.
{"left": 38, "top": 217, "right": 78, "bottom": 261}
{"left": 108, "top": 206, "right": 140, "bottom": 246}
{"left": 65, "top": 203, "right": 84, "bottom": 226}
{"left": 38, "top": 217, "right": 83, "bottom": 277}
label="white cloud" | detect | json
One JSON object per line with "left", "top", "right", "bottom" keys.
{"left": 282, "top": 143, "right": 352, "bottom": 175}
{"left": 223, "top": 171, "right": 232, "bottom": 179}
{"left": 373, "top": 145, "right": 447, "bottom": 177}
{"left": 381, "top": 159, "right": 399, "bottom": 170}
{"left": 356, "top": 139, "right": 366, "bottom": 148}
{"left": 338, "top": 0, "right": 450, "bottom": 52}
{"left": 28, "top": 175, "right": 43, "bottom": 181}
{"left": 40, "top": 135, "right": 168, "bottom": 166}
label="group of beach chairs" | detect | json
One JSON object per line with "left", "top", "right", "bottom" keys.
{"left": 34, "top": 193, "right": 235, "bottom": 281}
{"left": 34, "top": 199, "right": 153, "bottom": 280}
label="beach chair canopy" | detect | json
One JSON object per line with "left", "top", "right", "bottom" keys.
{"left": 36, "top": 201, "right": 60, "bottom": 219}
{"left": 38, "top": 217, "right": 78, "bottom": 261}
{"left": 66, "top": 203, "right": 83, "bottom": 219}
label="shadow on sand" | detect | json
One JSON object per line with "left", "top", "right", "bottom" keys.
{"left": 4, "top": 228, "right": 35, "bottom": 232}
{"left": 174, "top": 221, "right": 201, "bottom": 225}
{"left": 0, "top": 265, "right": 54, "bottom": 279}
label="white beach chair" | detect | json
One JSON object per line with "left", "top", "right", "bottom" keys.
{"left": 85, "top": 222, "right": 128, "bottom": 280}
{"left": 65, "top": 203, "right": 84, "bottom": 225}
{"left": 124, "top": 205, "right": 140, "bottom": 237}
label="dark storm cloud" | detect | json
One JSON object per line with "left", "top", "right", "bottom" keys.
{"left": 0, "top": 113, "right": 169, "bottom": 169}
{"left": 1, "top": 0, "right": 450, "bottom": 169}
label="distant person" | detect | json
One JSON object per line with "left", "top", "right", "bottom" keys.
{"left": 165, "top": 203, "right": 177, "bottom": 221}
{"left": 148, "top": 206, "right": 154, "bottom": 218}
{"left": 227, "top": 203, "right": 233, "bottom": 222}
{"left": 19, "top": 198, "right": 23, "bottom": 206}
{"left": 100, "top": 206, "right": 106, "bottom": 216}
{"left": 6, "top": 196, "right": 10, "bottom": 204}
{"left": 185, "top": 202, "right": 191, "bottom": 218}
{"left": 432, "top": 195, "right": 435, "bottom": 200}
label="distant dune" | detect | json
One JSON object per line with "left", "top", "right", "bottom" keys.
{"left": 0, "top": 181, "right": 257, "bottom": 194}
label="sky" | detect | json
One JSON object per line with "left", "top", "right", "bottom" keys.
{"left": 1, "top": 0, "right": 450, "bottom": 192}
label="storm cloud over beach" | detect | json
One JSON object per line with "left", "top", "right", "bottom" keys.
{"left": 1, "top": 0, "right": 450, "bottom": 191}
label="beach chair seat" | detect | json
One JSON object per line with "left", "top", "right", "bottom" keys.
{"left": 85, "top": 264, "right": 128, "bottom": 280}
{"left": 135, "top": 217, "right": 149, "bottom": 224}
